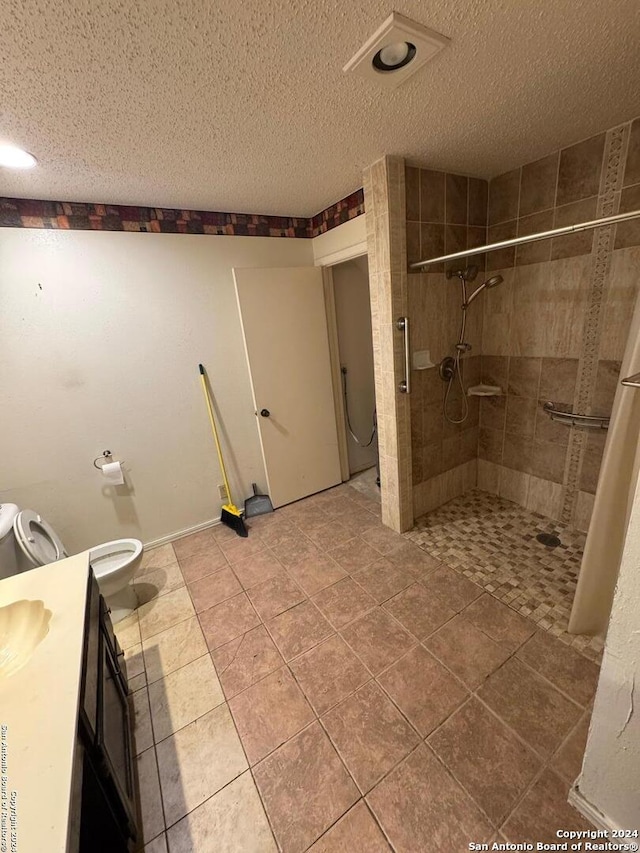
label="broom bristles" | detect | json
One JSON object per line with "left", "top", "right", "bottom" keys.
{"left": 221, "top": 506, "right": 249, "bottom": 538}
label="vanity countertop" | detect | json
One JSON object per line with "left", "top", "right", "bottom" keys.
{"left": 0, "top": 553, "right": 90, "bottom": 853}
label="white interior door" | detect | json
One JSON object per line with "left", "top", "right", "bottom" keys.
{"left": 234, "top": 266, "right": 342, "bottom": 507}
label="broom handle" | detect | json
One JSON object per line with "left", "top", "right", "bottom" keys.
{"left": 199, "top": 364, "right": 232, "bottom": 504}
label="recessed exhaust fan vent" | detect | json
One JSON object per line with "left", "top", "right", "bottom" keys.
{"left": 343, "top": 12, "right": 450, "bottom": 89}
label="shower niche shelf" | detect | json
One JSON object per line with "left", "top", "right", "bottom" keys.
{"left": 467, "top": 384, "right": 502, "bottom": 397}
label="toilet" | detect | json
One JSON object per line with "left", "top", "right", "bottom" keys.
{"left": 0, "top": 503, "right": 143, "bottom": 623}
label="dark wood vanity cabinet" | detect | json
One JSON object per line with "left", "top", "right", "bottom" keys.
{"left": 69, "top": 572, "right": 139, "bottom": 852}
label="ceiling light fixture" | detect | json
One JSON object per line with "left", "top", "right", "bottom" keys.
{"left": 344, "top": 12, "right": 450, "bottom": 89}
{"left": 0, "top": 144, "right": 37, "bottom": 169}
{"left": 373, "top": 42, "right": 416, "bottom": 72}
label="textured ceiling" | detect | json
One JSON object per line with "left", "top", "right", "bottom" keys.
{"left": 1, "top": 0, "right": 640, "bottom": 216}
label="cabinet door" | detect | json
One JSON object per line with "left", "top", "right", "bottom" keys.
{"left": 98, "top": 635, "right": 136, "bottom": 833}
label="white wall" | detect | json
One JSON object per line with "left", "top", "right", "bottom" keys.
{"left": 333, "top": 256, "right": 377, "bottom": 474}
{"left": 575, "top": 470, "right": 640, "bottom": 829}
{"left": 0, "top": 228, "right": 312, "bottom": 551}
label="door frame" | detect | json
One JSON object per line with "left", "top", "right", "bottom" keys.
{"left": 318, "top": 247, "right": 372, "bottom": 484}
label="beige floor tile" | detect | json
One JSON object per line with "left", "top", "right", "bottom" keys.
{"left": 551, "top": 710, "right": 591, "bottom": 783}
{"left": 385, "top": 541, "right": 442, "bottom": 578}
{"left": 384, "top": 583, "right": 456, "bottom": 640}
{"left": 425, "top": 615, "right": 511, "bottom": 689}
{"left": 420, "top": 566, "right": 483, "bottom": 611}
{"left": 198, "top": 592, "right": 261, "bottom": 650}
{"left": 306, "top": 520, "right": 356, "bottom": 551}
{"left": 254, "top": 721, "right": 359, "bottom": 853}
{"left": 220, "top": 534, "right": 266, "bottom": 564}
{"left": 140, "top": 544, "right": 177, "bottom": 574}
{"left": 143, "top": 833, "right": 167, "bottom": 852}
{"left": 377, "top": 646, "right": 469, "bottom": 736}
{"left": 135, "top": 746, "right": 165, "bottom": 845}
{"left": 138, "top": 587, "right": 195, "bottom": 641}
{"left": 211, "top": 625, "right": 283, "bottom": 699}
{"left": 266, "top": 600, "right": 333, "bottom": 661}
{"left": 135, "top": 562, "right": 185, "bottom": 606}
{"left": 340, "top": 609, "right": 415, "bottom": 675}
{"left": 232, "top": 550, "right": 287, "bottom": 590}
{"left": 290, "top": 634, "right": 370, "bottom": 715}
{"left": 188, "top": 566, "right": 242, "bottom": 613}
{"left": 124, "top": 642, "right": 145, "bottom": 683}
{"left": 516, "top": 630, "right": 600, "bottom": 705}
{"left": 173, "top": 529, "right": 218, "bottom": 561}
{"left": 167, "top": 770, "right": 277, "bottom": 853}
{"left": 114, "top": 612, "right": 141, "bottom": 650}
{"left": 156, "top": 703, "right": 247, "bottom": 827}
{"left": 129, "top": 672, "right": 147, "bottom": 694}
{"left": 246, "top": 573, "right": 306, "bottom": 621}
{"left": 142, "top": 616, "right": 208, "bottom": 684}
{"left": 308, "top": 801, "right": 390, "bottom": 852}
{"left": 131, "top": 687, "right": 154, "bottom": 755}
{"left": 285, "top": 552, "right": 348, "bottom": 596}
{"left": 322, "top": 681, "right": 420, "bottom": 793}
{"left": 178, "top": 545, "right": 228, "bottom": 584}
{"left": 148, "top": 654, "right": 225, "bottom": 742}
{"left": 229, "top": 667, "right": 314, "bottom": 765}
{"left": 428, "top": 698, "right": 541, "bottom": 824}
{"left": 328, "top": 537, "right": 381, "bottom": 574}
{"left": 462, "top": 593, "right": 536, "bottom": 651}
{"left": 353, "top": 558, "right": 414, "bottom": 604}
{"left": 367, "top": 744, "right": 492, "bottom": 851}
{"left": 477, "top": 658, "right": 582, "bottom": 758}
{"left": 502, "top": 769, "right": 592, "bottom": 842}
{"left": 360, "top": 524, "right": 406, "bottom": 556}
{"left": 312, "top": 578, "right": 376, "bottom": 629}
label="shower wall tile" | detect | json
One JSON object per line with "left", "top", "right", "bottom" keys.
{"left": 516, "top": 210, "right": 553, "bottom": 266}
{"left": 505, "top": 396, "right": 536, "bottom": 438}
{"left": 499, "top": 467, "right": 530, "bottom": 505}
{"left": 406, "top": 164, "right": 488, "bottom": 510}
{"left": 527, "top": 475, "right": 564, "bottom": 521}
{"left": 479, "top": 427, "right": 503, "bottom": 465}
{"left": 614, "top": 183, "right": 640, "bottom": 249}
{"left": 487, "top": 220, "right": 517, "bottom": 271}
{"left": 489, "top": 169, "right": 520, "bottom": 226}
{"left": 420, "top": 169, "right": 445, "bottom": 223}
{"left": 531, "top": 439, "right": 567, "bottom": 485}
{"left": 551, "top": 197, "right": 597, "bottom": 260}
{"left": 502, "top": 433, "right": 532, "bottom": 474}
{"left": 468, "top": 178, "right": 488, "bottom": 227}
{"left": 556, "top": 133, "right": 606, "bottom": 206}
{"left": 599, "top": 246, "right": 640, "bottom": 361}
{"left": 446, "top": 174, "right": 468, "bottom": 224}
{"left": 573, "top": 490, "right": 595, "bottom": 533}
{"left": 480, "top": 395, "right": 506, "bottom": 431}
{"left": 477, "top": 458, "right": 500, "bottom": 493}
{"left": 623, "top": 119, "right": 640, "bottom": 186}
{"left": 406, "top": 167, "right": 421, "bottom": 221}
{"left": 519, "top": 153, "right": 559, "bottom": 217}
{"left": 592, "top": 360, "right": 621, "bottom": 414}
{"left": 539, "top": 358, "right": 579, "bottom": 406}
{"left": 507, "top": 357, "right": 542, "bottom": 398}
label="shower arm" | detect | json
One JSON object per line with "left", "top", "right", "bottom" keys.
{"left": 410, "top": 208, "right": 640, "bottom": 269}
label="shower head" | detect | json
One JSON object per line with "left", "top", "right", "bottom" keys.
{"left": 485, "top": 275, "right": 504, "bottom": 289}
{"left": 464, "top": 274, "right": 504, "bottom": 308}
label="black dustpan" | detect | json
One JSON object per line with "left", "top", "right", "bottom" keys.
{"left": 244, "top": 483, "right": 274, "bottom": 518}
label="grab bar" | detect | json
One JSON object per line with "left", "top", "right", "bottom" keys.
{"left": 397, "top": 317, "right": 411, "bottom": 394}
{"left": 543, "top": 401, "right": 609, "bottom": 430}
{"left": 621, "top": 372, "right": 640, "bottom": 388}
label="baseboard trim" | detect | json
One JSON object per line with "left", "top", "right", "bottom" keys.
{"left": 143, "top": 517, "right": 221, "bottom": 549}
{"left": 568, "top": 784, "right": 620, "bottom": 832}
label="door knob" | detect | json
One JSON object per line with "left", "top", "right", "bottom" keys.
{"left": 260, "top": 409, "right": 271, "bottom": 418}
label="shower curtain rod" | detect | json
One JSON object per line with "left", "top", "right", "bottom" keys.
{"left": 409, "top": 208, "right": 640, "bottom": 269}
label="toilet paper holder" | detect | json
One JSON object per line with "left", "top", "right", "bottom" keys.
{"left": 93, "top": 450, "right": 125, "bottom": 470}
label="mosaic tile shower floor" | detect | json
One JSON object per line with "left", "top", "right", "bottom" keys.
{"left": 404, "top": 489, "right": 604, "bottom": 662}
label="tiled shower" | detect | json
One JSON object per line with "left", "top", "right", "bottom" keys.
{"left": 405, "top": 115, "right": 640, "bottom": 533}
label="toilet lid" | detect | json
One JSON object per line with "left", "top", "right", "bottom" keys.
{"left": 13, "top": 510, "right": 68, "bottom": 566}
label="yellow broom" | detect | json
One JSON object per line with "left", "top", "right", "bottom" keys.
{"left": 198, "top": 364, "right": 248, "bottom": 537}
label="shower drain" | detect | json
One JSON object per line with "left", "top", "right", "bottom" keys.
{"left": 536, "top": 532, "right": 562, "bottom": 548}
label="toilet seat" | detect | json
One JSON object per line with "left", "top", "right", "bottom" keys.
{"left": 90, "top": 539, "right": 143, "bottom": 578}
{"left": 13, "top": 509, "right": 68, "bottom": 567}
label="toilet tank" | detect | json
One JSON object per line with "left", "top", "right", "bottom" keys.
{"left": 0, "top": 503, "right": 21, "bottom": 580}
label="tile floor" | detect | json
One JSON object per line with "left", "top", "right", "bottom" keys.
{"left": 406, "top": 489, "right": 604, "bottom": 661}
{"left": 118, "top": 481, "right": 601, "bottom": 852}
